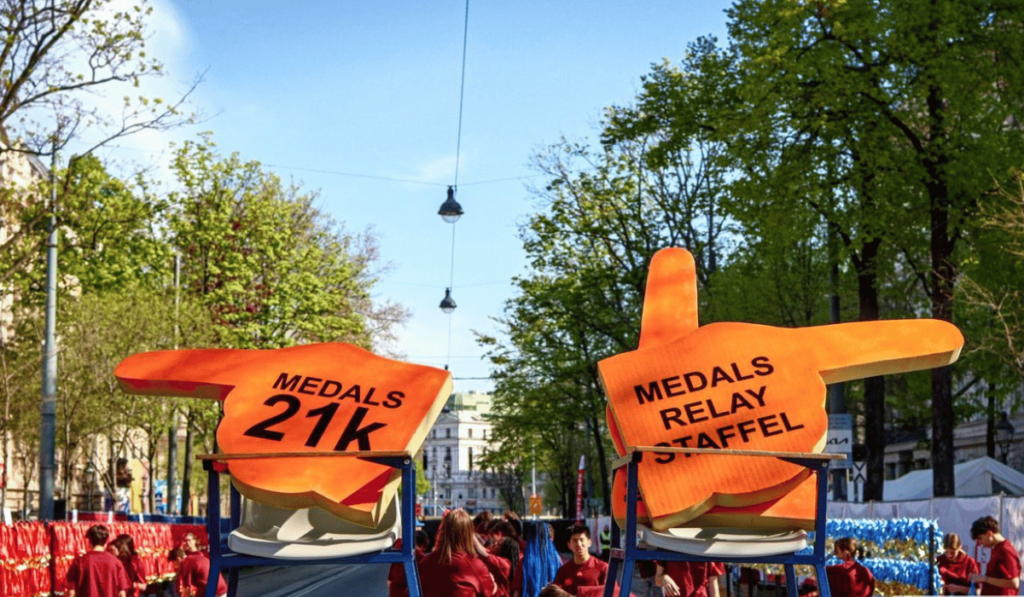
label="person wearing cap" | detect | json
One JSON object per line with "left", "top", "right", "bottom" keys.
{"left": 968, "top": 516, "right": 1021, "bottom": 595}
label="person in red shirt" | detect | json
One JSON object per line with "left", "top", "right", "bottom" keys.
{"left": 66, "top": 524, "right": 131, "bottom": 597}
{"left": 825, "top": 537, "right": 874, "bottom": 597}
{"left": 552, "top": 525, "right": 609, "bottom": 596}
{"left": 388, "top": 531, "right": 430, "bottom": 597}
{"left": 969, "top": 516, "right": 1021, "bottom": 596}
{"left": 110, "top": 534, "right": 149, "bottom": 597}
{"left": 419, "top": 508, "right": 498, "bottom": 597}
{"left": 656, "top": 560, "right": 724, "bottom": 597}
{"left": 937, "top": 532, "right": 979, "bottom": 595}
{"left": 176, "top": 550, "right": 228, "bottom": 597}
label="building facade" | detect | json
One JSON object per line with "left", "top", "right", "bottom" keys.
{"left": 420, "top": 391, "right": 503, "bottom": 516}
{"left": 883, "top": 412, "right": 1023, "bottom": 480}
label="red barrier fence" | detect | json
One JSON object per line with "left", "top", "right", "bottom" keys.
{"left": 2, "top": 521, "right": 208, "bottom": 597}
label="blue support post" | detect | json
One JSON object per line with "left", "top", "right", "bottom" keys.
{"left": 605, "top": 452, "right": 835, "bottom": 597}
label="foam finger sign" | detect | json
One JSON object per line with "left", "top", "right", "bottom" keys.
{"left": 116, "top": 343, "right": 452, "bottom": 527}
{"left": 599, "top": 248, "right": 963, "bottom": 530}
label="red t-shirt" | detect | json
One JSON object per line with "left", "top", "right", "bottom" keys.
{"left": 418, "top": 550, "right": 495, "bottom": 597}
{"left": 66, "top": 550, "right": 131, "bottom": 597}
{"left": 388, "top": 547, "right": 426, "bottom": 597}
{"left": 937, "top": 552, "right": 979, "bottom": 594}
{"left": 660, "top": 561, "right": 725, "bottom": 597}
{"left": 825, "top": 560, "right": 874, "bottom": 597}
{"left": 480, "top": 553, "right": 513, "bottom": 597}
{"left": 553, "top": 556, "right": 609, "bottom": 595}
{"left": 180, "top": 552, "right": 228, "bottom": 597}
{"left": 980, "top": 540, "right": 1022, "bottom": 596}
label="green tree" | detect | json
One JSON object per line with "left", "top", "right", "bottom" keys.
{"left": 481, "top": 70, "right": 734, "bottom": 512}
{"left": 167, "top": 136, "right": 405, "bottom": 350}
{"left": 723, "top": 0, "right": 1024, "bottom": 496}
{"left": 0, "top": 0, "right": 197, "bottom": 287}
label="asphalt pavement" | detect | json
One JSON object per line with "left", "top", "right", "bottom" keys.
{"left": 236, "top": 563, "right": 388, "bottom": 597}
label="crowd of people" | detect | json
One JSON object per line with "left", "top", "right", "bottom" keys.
{"left": 60, "top": 512, "right": 1023, "bottom": 597}
{"left": 392, "top": 511, "right": 1022, "bottom": 597}
{"left": 63, "top": 526, "right": 226, "bottom": 597}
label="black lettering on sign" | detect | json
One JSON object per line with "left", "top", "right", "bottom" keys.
{"left": 383, "top": 391, "right": 404, "bottom": 409}
{"left": 334, "top": 407, "right": 387, "bottom": 451}
{"left": 635, "top": 381, "right": 663, "bottom": 405}
{"left": 710, "top": 366, "right": 734, "bottom": 387}
{"left": 273, "top": 373, "right": 302, "bottom": 392}
{"left": 299, "top": 377, "right": 322, "bottom": 395}
{"left": 319, "top": 380, "right": 342, "bottom": 398}
{"left": 654, "top": 441, "right": 674, "bottom": 464}
{"left": 684, "top": 372, "right": 707, "bottom": 392}
{"left": 243, "top": 394, "right": 301, "bottom": 441}
{"left": 660, "top": 407, "right": 685, "bottom": 430}
{"left": 752, "top": 356, "right": 774, "bottom": 376}
{"left": 304, "top": 402, "right": 339, "bottom": 447}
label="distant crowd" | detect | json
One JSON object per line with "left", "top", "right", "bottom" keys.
{"left": 61, "top": 511, "right": 1022, "bottom": 597}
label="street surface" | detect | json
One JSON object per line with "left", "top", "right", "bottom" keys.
{"left": 236, "top": 563, "right": 387, "bottom": 597}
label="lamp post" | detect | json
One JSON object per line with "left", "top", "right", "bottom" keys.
{"left": 995, "top": 411, "right": 1015, "bottom": 464}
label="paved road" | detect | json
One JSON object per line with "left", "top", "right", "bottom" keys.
{"left": 235, "top": 563, "right": 388, "bottom": 597}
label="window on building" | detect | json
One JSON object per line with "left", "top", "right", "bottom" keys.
{"left": 469, "top": 487, "right": 477, "bottom": 498}
{"left": 469, "top": 428, "right": 473, "bottom": 438}
{"left": 446, "top": 428, "right": 451, "bottom": 438}
{"left": 468, "top": 447, "right": 473, "bottom": 471}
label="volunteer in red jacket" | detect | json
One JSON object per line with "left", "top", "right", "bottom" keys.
{"left": 825, "top": 537, "right": 874, "bottom": 597}
{"left": 969, "top": 516, "right": 1021, "bottom": 596}
{"left": 66, "top": 524, "right": 131, "bottom": 597}
{"left": 419, "top": 508, "right": 498, "bottom": 597}
{"left": 656, "top": 560, "right": 724, "bottom": 597}
{"left": 552, "top": 525, "right": 609, "bottom": 595}
{"left": 388, "top": 531, "right": 430, "bottom": 597}
{"left": 178, "top": 547, "right": 228, "bottom": 597}
{"left": 937, "top": 532, "right": 979, "bottom": 595}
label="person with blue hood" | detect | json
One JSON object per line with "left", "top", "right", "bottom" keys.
{"left": 522, "top": 522, "right": 563, "bottom": 597}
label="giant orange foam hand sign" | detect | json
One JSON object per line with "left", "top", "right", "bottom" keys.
{"left": 599, "top": 248, "right": 963, "bottom": 530}
{"left": 115, "top": 343, "right": 451, "bottom": 527}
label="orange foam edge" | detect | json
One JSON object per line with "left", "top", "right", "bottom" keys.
{"left": 612, "top": 468, "right": 818, "bottom": 531}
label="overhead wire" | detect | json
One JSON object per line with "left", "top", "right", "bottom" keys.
{"left": 443, "top": 0, "right": 471, "bottom": 374}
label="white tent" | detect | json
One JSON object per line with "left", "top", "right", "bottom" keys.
{"left": 883, "top": 456, "right": 1024, "bottom": 501}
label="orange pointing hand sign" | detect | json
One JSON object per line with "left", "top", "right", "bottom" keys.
{"left": 599, "top": 248, "right": 963, "bottom": 530}
{"left": 115, "top": 343, "right": 451, "bottom": 527}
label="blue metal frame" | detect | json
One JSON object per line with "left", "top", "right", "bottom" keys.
{"left": 603, "top": 452, "right": 833, "bottom": 597}
{"left": 201, "top": 455, "right": 421, "bottom": 597}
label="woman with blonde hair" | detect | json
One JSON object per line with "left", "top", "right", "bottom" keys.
{"left": 419, "top": 508, "right": 501, "bottom": 597}
{"left": 937, "top": 532, "right": 979, "bottom": 595}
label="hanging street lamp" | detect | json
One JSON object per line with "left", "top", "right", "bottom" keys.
{"left": 439, "top": 186, "right": 464, "bottom": 223}
{"left": 440, "top": 288, "right": 457, "bottom": 314}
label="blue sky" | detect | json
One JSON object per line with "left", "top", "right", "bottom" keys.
{"left": 87, "top": 0, "right": 734, "bottom": 392}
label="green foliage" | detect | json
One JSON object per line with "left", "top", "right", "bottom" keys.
{"left": 0, "top": 0, "right": 194, "bottom": 155}
{"left": 167, "top": 136, "right": 384, "bottom": 350}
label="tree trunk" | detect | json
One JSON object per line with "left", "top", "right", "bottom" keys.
{"left": 586, "top": 412, "right": 611, "bottom": 515}
{"left": 929, "top": 182, "right": 957, "bottom": 497}
{"left": 182, "top": 407, "right": 194, "bottom": 516}
{"left": 167, "top": 423, "right": 178, "bottom": 515}
{"left": 987, "top": 383, "right": 997, "bottom": 459}
{"left": 857, "top": 240, "right": 886, "bottom": 501}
